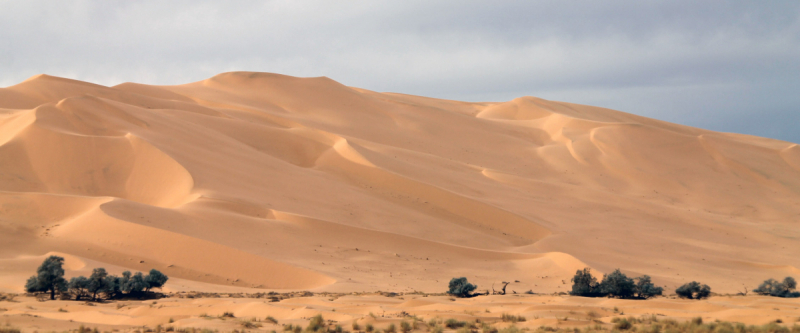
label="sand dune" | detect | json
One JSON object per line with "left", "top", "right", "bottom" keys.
{"left": 0, "top": 72, "right": 798, "bottom": 294}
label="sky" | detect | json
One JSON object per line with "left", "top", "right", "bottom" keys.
{"left": 1, "top": 1, "right": 799, "bottom": 143}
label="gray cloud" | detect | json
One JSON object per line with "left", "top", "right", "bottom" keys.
{"left": 1, "top": 0, "right": 799, "bottom": 143}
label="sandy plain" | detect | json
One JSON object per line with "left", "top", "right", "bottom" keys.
{"left": 3, "top": 293, "right": 800, "bottom": 333}
{"left": 1, "top": 72, "right": 800, "bottom": 331}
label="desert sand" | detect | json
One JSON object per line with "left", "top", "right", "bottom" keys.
{"left": 3, "top": 293, "right": 800, "bottom": 332}
{"left": 1, "top": 72, "right": 799, "bottom": 300}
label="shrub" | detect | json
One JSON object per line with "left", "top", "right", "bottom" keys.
{"left": 365, "top": 324, "right": 374, "bottom": 333}
{"left": 754, "top": 277, "right": 800, "bottom": 298}
{"left": 307, "top": 314, "right": 325, "bottom": 332}
{"left": 600, "top": 269, "right": 635, "bottom": 298}
{"left": 400, "top": 321, "right": 411, "bottom": 333}
{"left": 444, "top": 319, "right": 467, "bottom": 329}
{"left": 386, "top": 323, "right": 397, "bottom": 333}
{"left": 25, "top": 256, "right": 68, "bottom": 300}
{"left": 570, "top": 268, "right": 601, "bottom": 297}
{"left": 675, "top": 282, "right": 711, "bottom": 299}
{"left": 614, "top": 318, "right": 633, "bottom": 330}
{"left": 448, "top": 277, "right": 477, "bottom": 297}
{"left": 634, "top": 275, "right": 663, "bottom": 299}
{"left": 501, "top": 314, "right": 526, "bottom": 323}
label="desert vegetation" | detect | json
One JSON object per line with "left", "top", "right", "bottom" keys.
{"left": 447, "top": 277, "right": 477, "bottom": 298}
{"left": 24, "top": 256, "right": 168, "bottom": 301}
{"left": 569, "top": 268, "right": 663, "bottom": 299}
{"left": 675, "top": 281, "right": 712, "bottom": 299}
{"left": 753, "top": 277, "right": 800, "bottom": 298}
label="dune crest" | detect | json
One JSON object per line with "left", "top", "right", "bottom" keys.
{"left": 0, "top": 72, "right": 798, "bottom": 293}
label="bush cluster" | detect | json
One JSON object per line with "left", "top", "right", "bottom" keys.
{"left": 24, "top": 255, "right": 168, "bottom": 301}
{"left": 675, "top": 281, "right": 711, "bottom": 299}
{"left": 447, "top": 277, "right": 477, "bottom": 297}
{"left": 753, "top": 277, "right": 800, "bottom": 298}
{"left": 570, "top": 268, "right": 663, "bottom": 299}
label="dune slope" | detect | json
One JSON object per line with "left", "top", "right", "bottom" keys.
{"left": 0, "top": 72, "right": 798, "bottom": 294}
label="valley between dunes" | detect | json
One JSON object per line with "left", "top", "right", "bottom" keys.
{"left": 1, "top": 72, "right": 799, "bottom": 297}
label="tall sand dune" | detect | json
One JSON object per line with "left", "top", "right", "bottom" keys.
{"left": 1, "top": 72, "right": 798, "bottom": 294}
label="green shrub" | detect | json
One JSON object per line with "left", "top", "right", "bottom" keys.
{"left": 754, "top": 277, "right": 800, "bottom": 298}
{"left": 400, "top": 321, "right": 411, "bottom": 333}
{"left": 675, "top": 281, "right": 711, "bottom": 299}
{"left": 448, "top": 277, "right": 477, "bottom": 297}
{"left": 386, "top": 323, "right": 396, "bottom": 333}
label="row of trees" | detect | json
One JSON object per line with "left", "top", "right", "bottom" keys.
{"left": 24, "top": 256, "right": 168, "bottom": 301}
{"left": 571, "top": 268, "right": 800, "bottom": 299}
{"left": 448, "top": 269, "right": 800, "bottom": 300}
{"left": 570, "top": 268, "right": 663, "bottom": 299}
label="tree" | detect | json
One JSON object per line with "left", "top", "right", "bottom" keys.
{"left": 675, "top": 281, "right": 711, "bottom": 299}
{"left": 25, "top": 256, "right": 68, "bottom": 300}
{"left": 570, "top": 268, "right": 601, "bottom": 297}
{"left": 104, "top": 275, "right": 122, "bottom": 299}
{"left": 447, "top": 277, "right": 477, "bottom": 297}
{"left": 127, "top": 272, "right": 148, "bottom": 296}
{"left": 600, "top": 269, "right": 635, "bottom": 298}
{"left": 119, "top": 271, "right": 133, "bottom": 294}
{"left": 144, "top": 269, "right": 168, "bottom": 292}
{"left": 753, "top": 277, "right": 800, "bottom": 298}
{"left": 634, "top": 275, "right": 663, "bottom": 299}
{"left": 87, "top": 268, "right": 109, "bottom": 301}
{"left": 68, "top": 276, "right": 90, "bottom": 300}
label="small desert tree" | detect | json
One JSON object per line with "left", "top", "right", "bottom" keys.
{"left": 570, "top": 268, "right": 602, "bottom": 297}
{"left": 634, "top": 275, "right": 663, "bottom": 299}
{"left": 448, "top": 277, "right": 477, "bottom": 297}
{"left": 675, "top": 281, "right": 711, "bottom": 299}
{"left": 600, "top": 269, "right": 636, "bottom": 298}
{"left": 753, "top": 277, "right": 800, "bottom": 298}
{"left": 25, "top": 256, "right": 68, "bottom": 300}
{"left": 144, "top": 269, "right": 169, "bottom": 292}
{"left": 87, "top": 268, "right": 109, "bottom": 301}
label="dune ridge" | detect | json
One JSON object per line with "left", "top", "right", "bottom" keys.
{"left": 0, "top": 72, "right": 798, "bottom": 294}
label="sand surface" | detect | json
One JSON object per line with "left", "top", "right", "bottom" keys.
{"left": 2, "top": 294, "right": 800, "bottom": 332}
{"left": 1, "top": 72, "right": 799, "bottom": 297}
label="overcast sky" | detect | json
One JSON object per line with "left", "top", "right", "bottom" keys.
{"left": 2, "top": 1, "right": 799, "bottom": 143}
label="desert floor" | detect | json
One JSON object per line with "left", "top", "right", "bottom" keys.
{"left": 2, "top": 294, "right": 800, "bottom": 333}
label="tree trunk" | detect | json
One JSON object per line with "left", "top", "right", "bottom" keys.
{"left": 50, "top": 288, "right": 55, "bottom": 300}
